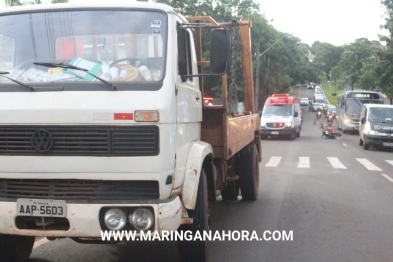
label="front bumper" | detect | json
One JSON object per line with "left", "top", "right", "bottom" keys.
{"left": 261, "top": 127, "right": 293, "bottom": 136}
{"left": 0, "top": 196, "right": 183, "bottom": 238}
{"left": 364, "top": 134, "right": 393, "bottom": 147}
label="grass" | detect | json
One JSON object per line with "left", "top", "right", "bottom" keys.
{"left": 320, "top": 77, "right": 344, "bottom": 105}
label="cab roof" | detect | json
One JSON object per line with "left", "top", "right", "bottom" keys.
{"left": 0, "top": 2, "right": 175, "bottom": 15}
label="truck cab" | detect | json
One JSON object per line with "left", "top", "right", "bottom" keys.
{"left": 260, "top": 93, "right": 302, "bottom": 140}
{"left": 0, "top": 3, "right": 260, "bottom": 261}
{"left": 359, "top": 104, "right": 393, "bottom": 150}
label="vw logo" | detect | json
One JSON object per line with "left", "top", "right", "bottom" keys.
{"left": 31, "top": 129, "right": 54, "bottom": 152}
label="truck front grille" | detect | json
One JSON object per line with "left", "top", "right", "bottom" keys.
{"left": 0, "top": 179, "right": 159, "bottom": 201}
{"left": 0, "top": 125, "right": 159, "bottom": 156}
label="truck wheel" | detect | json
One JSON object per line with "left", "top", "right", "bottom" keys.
{"left": 289, "top": 130, "right": 296, "bottom": 140}
{"left": 221, "top": 181, "right": 239, "bottom": 201}
{"left": 359, "top": 138, "right": 363, "bottom": 146}
{"left": 363, "top": 140, "right": 369, "bottom": 150}
{"left": 178, "top": 170, "right": 209, "bottom": 262}
{"left": 0, "top": 234, "right": 35, "bottom": 262}
{"left": 237, "top": 144, "right": 259, "bottom": 201}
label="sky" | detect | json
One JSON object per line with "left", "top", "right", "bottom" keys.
{"left": 256, "top": 0, "right": 388, "bottom": 46}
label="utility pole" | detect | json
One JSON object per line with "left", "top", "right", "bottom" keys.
{"left": 254, "top": 33, "right": 292, "bottom": 112}
{"left": 255, "top": 43, "right": 260, "bottom": 112}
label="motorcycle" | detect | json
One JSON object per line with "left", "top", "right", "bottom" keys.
{"left": 316, "top": 110, "right": 322, "bottom": 120}
{"left": 321, "top": 125, "right": 342, "bottom": 139}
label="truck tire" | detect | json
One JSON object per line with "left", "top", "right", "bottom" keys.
{"left": 237, "top": 144, "right": 259, "bottom": 201}
{"left": 178, "top": 170, "right": 209, "bottom": 262}
{"left": 289, "top": 130, "right": 296, "bottom": 140}
{"left": 363, "top": 140, "right": 369, "bottom": 150}
{"left": 0, "top": 234, "right": 35, "bottom": 262}
{"left": 221, "top": 181, "right": 239, "bottom": 201}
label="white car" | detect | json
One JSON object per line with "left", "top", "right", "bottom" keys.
{"left": 300, "top": 97, "right": 309, "bottom": 106}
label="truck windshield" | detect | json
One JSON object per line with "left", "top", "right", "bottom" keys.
{"left": 262, "top": 105, "right": 292, "bottom": 117}
{"left": 345, "top": 99, "right": 362, "bottom": 118}
{"left": 368, "top": 108, "right": 393, "bottom": 122}
{"left": 0, "top": 9, "right": 166, "bottom": 89}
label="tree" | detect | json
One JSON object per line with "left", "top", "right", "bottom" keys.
{"left": 336, "top": 42, "right": 374, "bottom": 90}
{"left": 311, "top": 42, "right": 344, "bottom": 80}
{"left": 377, "top": 0, "right": 393, "bottom": 104}
{"left": 5, "top": 0, "right": 22, "bottom": 6}
{"left": 5, "top": 0, "right": 68, "bottom": 6}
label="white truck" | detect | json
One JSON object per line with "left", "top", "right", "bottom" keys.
{"left": 0, "top": 3, "right": 261, "bottom": 261}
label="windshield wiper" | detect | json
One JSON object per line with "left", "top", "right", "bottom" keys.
{"left": 33, "top": 62, "right": 117, "bottom": 91}
{"left": 0, "top": 71, "right": 34, "bottom": 91}
{"left": 353, "top": 97, "right": 362, "bottom": 107}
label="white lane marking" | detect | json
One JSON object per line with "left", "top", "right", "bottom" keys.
{"left": 297, "top": 157, "right": 310, "bottom": 168}
{"left": 355, "top": 158, "right": 382, "bottom": 171}
{"left": 265, "top": 156, "right": 282, "bottom": 167}
{"left": 33, "top": 237, "right": 49, "bottom": 249}
{"left": 382, "top": 174, "right": 393, "bottom": 183}
{"left": 327, "top": 157, "right": 347, "bottom": 169}
{"left": 386, "top": 160, "right": 393, "bottom": 166}
{"left": 342, "top": 143, "right": 347, "bottom": 147}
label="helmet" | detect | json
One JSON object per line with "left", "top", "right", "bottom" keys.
{"left": 327, "top": 127, "right": 334, "bottom": 132}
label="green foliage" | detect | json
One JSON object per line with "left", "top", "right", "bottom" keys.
{"left": 378, "top": 0, "right": 393, "bottom": 103}
{"left": 336, "top": 42, "right": 375, "bottom": 89}
{"left": 157, "top": 0, "right": 313, "bottom": 110}
{"left": 5, "top": 0, "right": 68, "bottom": 5}
{"left": 312, "top": 42, "right": 344, "bottom": 79}
{"left": 5, "top": 0, "right": 22, "bottom": 5}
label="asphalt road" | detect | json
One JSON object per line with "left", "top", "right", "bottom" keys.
{"left": 30, "top": 86, "right": 393, "bottom": 262}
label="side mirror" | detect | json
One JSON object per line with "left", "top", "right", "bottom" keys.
{"left": 210, "top": 28, "right": 232, "bottom": 74}
{"left": 294, "top": 112, "right": 298, "bottom": 117}
{"left": 360, "top": 117, "right": 366, "bottom": 124}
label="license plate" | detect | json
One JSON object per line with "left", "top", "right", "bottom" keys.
{"left": 271, "top": 131, "right": 279, "bottom": 135}
{"left": 17, "top": 199, "right": 66, "bottom": 217}
{"left": 383, "top": 142, "right": 393, "bottom": 147}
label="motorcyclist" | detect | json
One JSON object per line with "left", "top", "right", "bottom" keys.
{"left": 327, "top": 110, "right": 334, "bottom": 126}
{"left": 316, "top": 108, "right": 322, "bottom": 119}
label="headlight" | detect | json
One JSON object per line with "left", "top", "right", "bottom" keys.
{"left": 104, "top": 208, "right": 127, "bottom": 231}
{"left": 344, "top": 118, "right": 351, "bottom": 124}
{"left": 261, "top": 121, "right": 266, "bottom": 127}
{"left": 129, "top": 208, "right": 154, "bottom": 231}
{"left": 367, "top": 130, "right": 379, "bottom": 135}
{"left": 285, "top": 121, "right": 292, "bottom": 127}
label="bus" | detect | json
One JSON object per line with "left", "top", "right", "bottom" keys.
{"left": 336, "top": 90, "right": 384, "bottom": 133}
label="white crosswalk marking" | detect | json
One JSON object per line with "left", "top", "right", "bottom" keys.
{"left": 355, "top": 158, "right": 382, "bottom": 171}
{"left": 262, "top": 156, "right": 393, "bottom": 172}
{"left": 265, "top": 156, "right": 282, "bottom": 167}
{"left": 297, "top": 157, "right": 310, "bottom": 168}
{"left": 327, "top": 157, "right": 347, "bottom": 169}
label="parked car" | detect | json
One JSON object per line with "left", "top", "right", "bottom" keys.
{"left": 300, "top": 97, "right": 309, "bottom": 106}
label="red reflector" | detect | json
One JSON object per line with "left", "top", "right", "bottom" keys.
{"left": 114, "top": 113, "right": 133, "bottom": 120}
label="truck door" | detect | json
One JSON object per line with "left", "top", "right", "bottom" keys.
{"left": 176, "top": 25, "right": 201, "bottom": 123}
